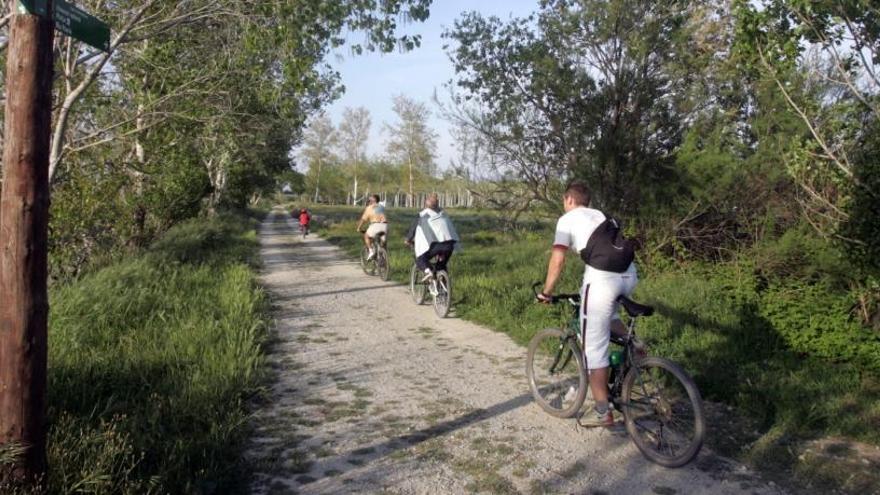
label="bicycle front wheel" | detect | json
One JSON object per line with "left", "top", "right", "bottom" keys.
{"left": 410, "top": 263, "right": 426, "bottom": 304}
{"left": 376, "top": 247, "right": 390, "bottom": 281}
{"left": 433, "top": 270, "right": 451, "bottom": 318}
{"left": 526, "top": 328, "right": 587, "bottom": 418}
{"left": 621, "top": 357, "right": 705, "bottom": 468}
{"left": 360, "top": 246, "right": 375, "bottom": 275}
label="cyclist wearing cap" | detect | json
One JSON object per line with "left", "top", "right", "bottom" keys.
{"left": 356, "top": 194, "right": 388, "bottom": 260}
{"left": 536, "top": 181, "right": 638, "bottom": 427}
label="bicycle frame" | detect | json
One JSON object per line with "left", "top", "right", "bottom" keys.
{"left": 552, "top": 298, "right": 641, "bottom": 413}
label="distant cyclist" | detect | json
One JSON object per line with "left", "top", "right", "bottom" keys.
{"left": 536, "top": 181, "right": 638, "bottom": 427}
{"left": 405, "top": 193, "right": 460, "bottom": 282}
{"left": 356, "top": 194, "right": 387, "bottom": 260}
{"left": 298, "top": 208, "right": 311, "bottom": 236}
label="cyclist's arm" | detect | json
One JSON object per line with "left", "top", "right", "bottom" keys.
{"left": 542, "top": 246, "right": 567, "bottom": 296}
{"left": 356, "top": 208, "right": 368, "bottom": 231}
{"left": 404, "top": 217, "right": 418, "bottom": 243}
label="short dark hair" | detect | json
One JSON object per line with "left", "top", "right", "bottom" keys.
{"left": 564, "top": 181, "right": 591, "bottom": 206}
{"left": 370, "top": 194, "right": 380, "bottom": 203}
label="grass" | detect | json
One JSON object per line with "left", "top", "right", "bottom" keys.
{"left": 34, "top": 210, "right": 271, "bottom": 494}
{"left": 309, "top": 204, "right": 880, "bottom": 492}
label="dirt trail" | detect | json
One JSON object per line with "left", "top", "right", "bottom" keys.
{"left": 246, "top": 209, "right": 785, "bottom": 494}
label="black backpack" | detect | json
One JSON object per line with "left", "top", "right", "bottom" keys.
{"left": 579, "top": 218, "right": 636, "bottom": 272}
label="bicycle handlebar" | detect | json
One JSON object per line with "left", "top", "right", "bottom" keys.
{"left": 531, "top": 282, "right": 580, "bottom": 304}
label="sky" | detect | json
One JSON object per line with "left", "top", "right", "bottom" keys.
{"left": 322, "top": 0, "right": 539, "bottom": 170}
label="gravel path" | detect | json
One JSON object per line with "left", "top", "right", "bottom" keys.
{"left": 246, "top": 209, "right": 786, "bottom": 495}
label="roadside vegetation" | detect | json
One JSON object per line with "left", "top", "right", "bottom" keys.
{"left": 308, "top": 204, "right": 880, "bottom": 492}
{"left": 42, "top": 211, "right": 269, "bottom": 493}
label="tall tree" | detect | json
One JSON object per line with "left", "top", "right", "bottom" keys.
{"left": 735, "top": 0, "right": 879, "bottom": 240}
{"left": 443, "top": 0, "right": 691, "bottom": 214}
{"left": 300, "top": 114, "right": 338, "bottom": 203}
{"left": 337, "top": 107, "right": 371, "bottom": 204}
{"left": 384, "top": 94, "right": 437, "bottom": 206}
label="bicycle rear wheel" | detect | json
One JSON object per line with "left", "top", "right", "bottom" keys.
{"left": 360, "top": 246, "right": 375, "bottom": 275}
{"left": 621, "top": 357, "right": 705, "bottom": 467}
{"left": 433, "top": 270, "right": 451, "bottom": 317}
{"left": 410, "top": 263, "right": 426, "bottom": 304}
{"left": 376, "top": 247, "right": 390, "bottom": 280}
{"left": 526, "top": 328, "right": 587, "bottom": 418}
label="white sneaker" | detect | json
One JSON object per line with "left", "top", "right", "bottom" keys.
{"left": 367, "top": 249, "right": 376, "bottom": 260}
{"left": 421, "top": 270, "right": 433, "bottom": 283}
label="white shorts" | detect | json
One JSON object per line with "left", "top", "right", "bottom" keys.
{"left": 365, "top": 223, "right": 388, "bottom": 239}
{"left": 580, "top": 265, "right": 638, "bottom": 370}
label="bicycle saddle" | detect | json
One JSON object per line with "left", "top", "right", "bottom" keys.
{"left": 618, "top": 296, "right": 654, "bottom": 317}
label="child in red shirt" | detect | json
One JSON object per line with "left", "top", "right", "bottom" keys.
{"left": 298, "top": 208, "right": 311, "bottom": 236}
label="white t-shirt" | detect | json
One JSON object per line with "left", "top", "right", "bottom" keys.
{"left": 553, "top": 206, "right": 606, "bottom": 253}
{"left": 554, "top": 206, "right": 637, "bottom": 277}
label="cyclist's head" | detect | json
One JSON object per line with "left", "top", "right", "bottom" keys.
{"left": 563, "top": 181, "right": 591, "bottom": 210}
{"left": 425, "top": 193, "right": 439, "bottom": 210}
{"left": 370, "top": 194, "right": 380, "bottom": 204}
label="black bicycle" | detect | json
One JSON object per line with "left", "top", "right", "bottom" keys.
{"left": 360, "top": 232, "right": 389, "bottom": 281}
{"left": 409, "top": 256, "right": 451, "bottom": 318}
{"left": 525, "top": 283, "right": 705, "bottom": 467}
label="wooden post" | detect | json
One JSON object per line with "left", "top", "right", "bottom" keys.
{"left": 0, "top": 0, "right": 55, "bottom": 484}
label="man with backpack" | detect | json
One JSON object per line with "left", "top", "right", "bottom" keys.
{"left": 536, "top": 181, "right": 638, "bottom": 427}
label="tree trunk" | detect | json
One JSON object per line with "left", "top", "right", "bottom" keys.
{"left": 0, "top": 2, "right": 54, "bottom": 484}
{"left": 313, "top": 158, "right": 321, "bottom": 203}
{"left": 408, "top": 159, "right": 413, "bottom": 208}
{"left": 205, "top": 155, "right": 228, "bottom": 214}
{"left": 131, "top": 58, "right": 148, "bottom": 248}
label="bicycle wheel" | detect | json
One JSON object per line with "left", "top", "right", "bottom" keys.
{"left": 433, "top": 270, "right": 451, "bottom": 318}
{"left": 526, "top": 328, "right": 587, "bottom": 418}
{"left": 376, "top": 247, "right": 390, "bottom": 281}
{"left": 410, "top": 263, "right": 426, "bottom": 304}
{"left": 621, "top": 357, "right": 705, "bottom": 467}
{"left": 360, "top": 246, "right": 375, "bottom": 275}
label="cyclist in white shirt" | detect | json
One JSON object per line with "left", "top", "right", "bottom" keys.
{"left": 536, "top": 182, "right": 638, "bottom": 427}
{"left": 404, "top": 193, "right": 460, "bottom": 282}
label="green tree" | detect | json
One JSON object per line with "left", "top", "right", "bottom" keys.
{"left": 384, "top": 94, "right": 438, "bottom": 207}
{"left": 443, "top": 0, "right": 692, "bottom": 215}
{"left": 337, "top": 107, "right": 372, "bottom": 204}
{"left": 8, "top": 0, "right": 436, "bottom": 275}
{"left": 300, "top": 114, "right": 339, "bottom": 203}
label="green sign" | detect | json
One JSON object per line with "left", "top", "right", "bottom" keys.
{"left": 53, "top": 0, "right": 110, "bottom": 52}
{"left": 18, "top": 0, "right": 110, "bottom": 53}
{"left": 18, "top": 0, "right": 49, "bottom": 17}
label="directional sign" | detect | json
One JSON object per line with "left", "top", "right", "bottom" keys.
{"left": 53, "top": 0, "right": 111, "bottom": 52}
{"left": 18, "top": 0, "right": 111, "bottom": 52}
{"left": 18, "top": 0, "right": 49, "bottom": 17}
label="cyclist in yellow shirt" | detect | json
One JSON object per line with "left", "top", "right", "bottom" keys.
{"left": 356, "top": 194, "right": 388, "bottom": 260}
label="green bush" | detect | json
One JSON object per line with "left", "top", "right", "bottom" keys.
{"left": 637, "top": 264, "right": 880, "bottom": 443}
{"left": 45, "top": 210, "right": 269, "bottom": 494}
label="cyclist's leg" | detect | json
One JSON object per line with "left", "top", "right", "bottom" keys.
{"left": 415, "top": 250, "right": 432, "bottom": 272}
{"left": 417, "top": 243, "right": 444, "bottom": 279}
{"left": 581, "top": 277, "right": 625, "bottom": 407}
{"left": 434, "top": 241, "right": 455, "bottom": 271}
